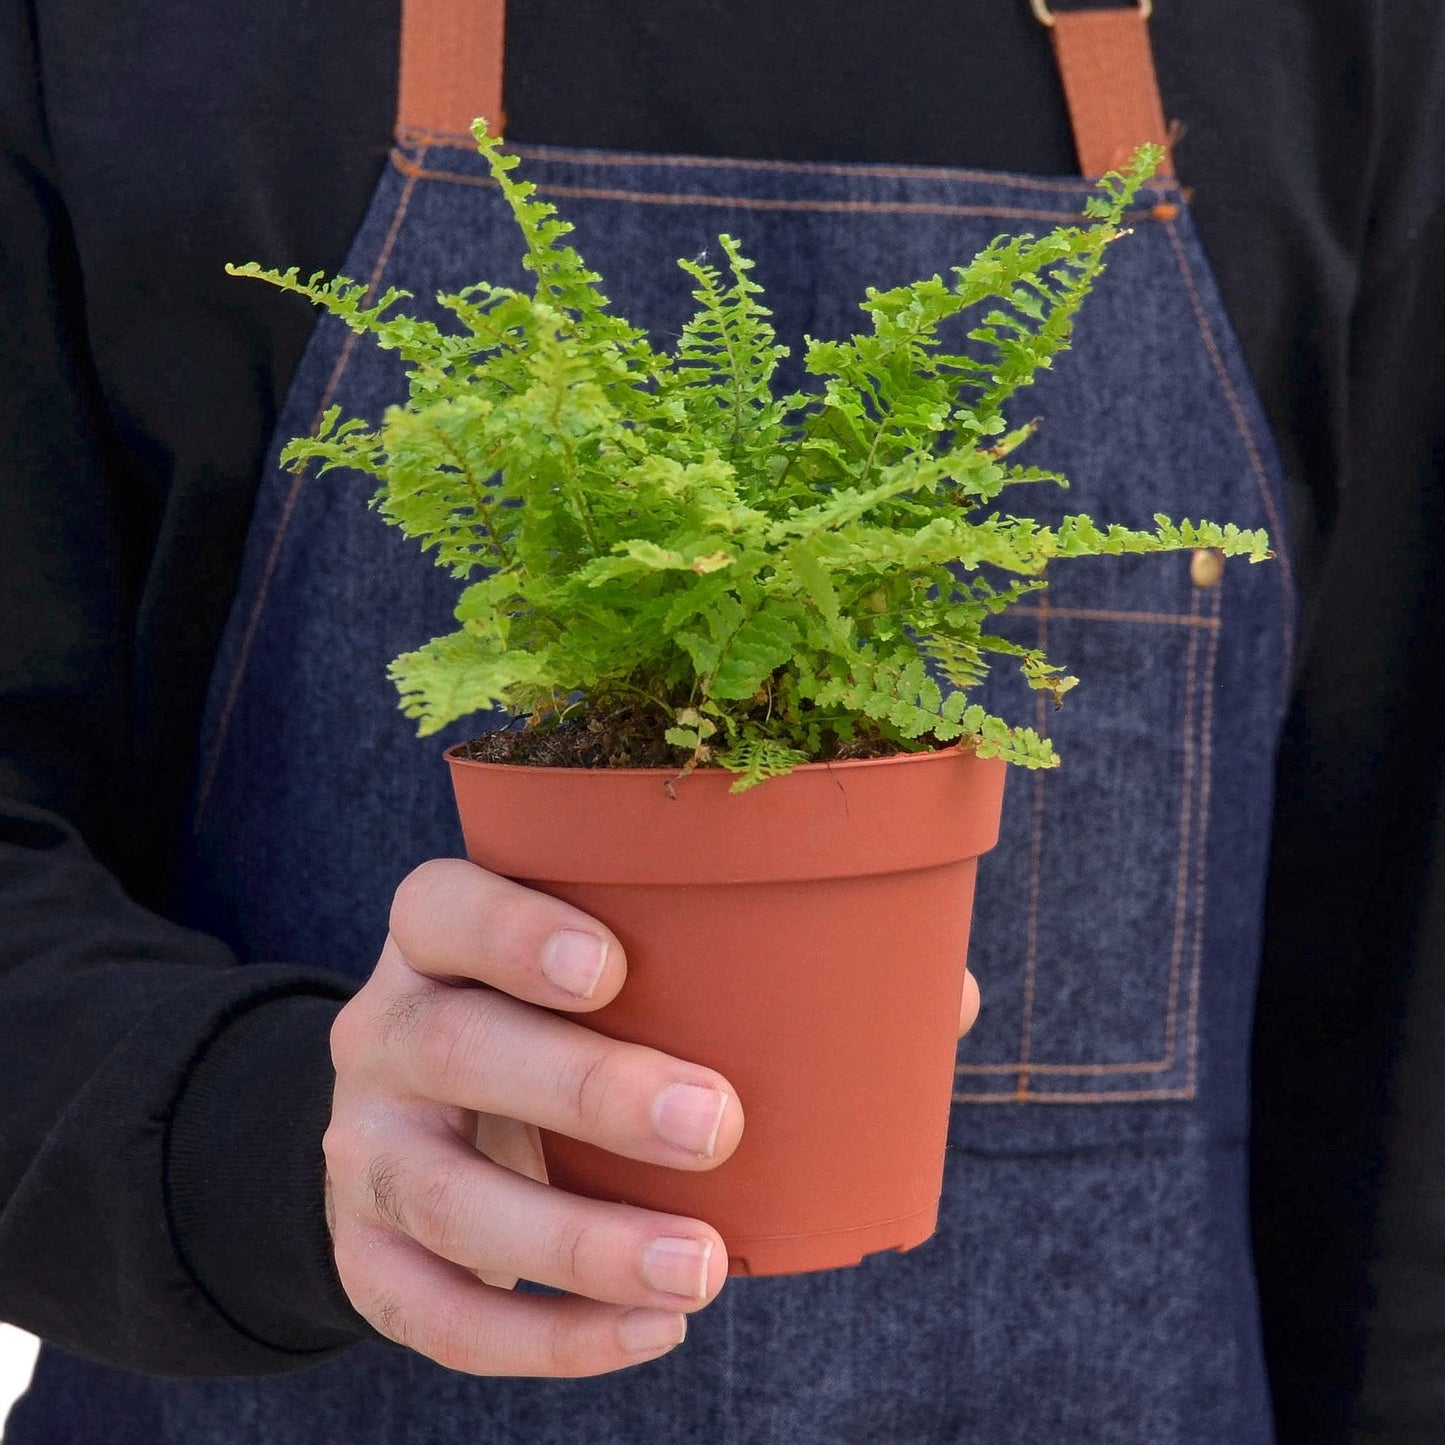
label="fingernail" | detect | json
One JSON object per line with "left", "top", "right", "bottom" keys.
{"left": 643, "top": 1237, "right": 714, "bottom": 1301}
{"left": 620, "top": 1309, "right": 687, "bottom": 1356}
{"left": 651, "top": 1084, "right": 728, "bottom": 1157}
{"left": 540, "top": 930, "right": 608, "bottom": 999}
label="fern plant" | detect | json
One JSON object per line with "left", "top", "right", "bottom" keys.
{"left": 231, "top": 125, "right": 1269, "bottom": 788}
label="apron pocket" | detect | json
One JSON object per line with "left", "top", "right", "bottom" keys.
{"left": 956, "top": 569, "right": 1218, "bottom": 1108}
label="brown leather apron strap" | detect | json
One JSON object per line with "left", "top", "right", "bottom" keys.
{"left": 1034, "top": 2, "right": 1175, "bottom": 179}
{"left": 396, "top": 0, "right": 507, "bottom": 140}
{"left": 393, "top": 0, "right": 1167, "bottom": 174}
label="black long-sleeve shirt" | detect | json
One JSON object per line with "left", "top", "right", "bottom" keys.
{"left": 2, "top": 2, "right": 1443, "bottom": 1438}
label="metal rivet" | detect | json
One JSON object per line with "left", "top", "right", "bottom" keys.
{"left": 1190, "top": 548, "right": 1224, "bottom": 588}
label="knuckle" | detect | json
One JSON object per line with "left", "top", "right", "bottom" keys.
{"left": 365, "top": 1154, "right": 409, "bottom": 1232}
{"left": 332, "top": 965, "right": 429, "bottom": 1074}
{"left": 565, "top": 1048, "right": 623, "bottom": 1134}
{"left": 543, "top": 1215, "right": 594, "bottom": 1289}
{"left": 380, "top": 987, "right": 430, "bottom": 1049}
{"left": 543, "top": 1313, "right": 601, "bottom": 1378}
{"left": 388, "top": 859, "right": 456, "bottom": 944}
{"left": 428, "top": 1301, "right": 484, "bottom": 1375}
{"left": 320, "top": 1122, "right": 359, "bottom": 1186}
{"left": 328, "top": 1228, "right": 368, "bottom": 1290}
{"left": 414, "top": 994, "right": 486, "bottom": 1096}
{"left": 413, "top": 1162, "right": 471, "bottom": 1259}
{"left": 328, "top": 999, "right": 367, "bottom": 1073}
{"left": 368, "top": 1293, "right": 410, "bottom": 1348}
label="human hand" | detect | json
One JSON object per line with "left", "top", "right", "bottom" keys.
{"left": 324, "top": 859, "right": 744, "bottom": 1377}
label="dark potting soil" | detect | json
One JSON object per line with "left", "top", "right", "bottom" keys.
{"left": 461, "top": 703, "right": 684, "bottom": 770}
{"left": 459, "top": 701, "right": 903, "bottom": 771}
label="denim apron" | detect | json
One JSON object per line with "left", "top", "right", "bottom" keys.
{"left": 10, "top": 5, "right": 1295, "bottom": 1442}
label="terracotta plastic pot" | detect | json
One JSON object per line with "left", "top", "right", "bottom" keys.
{"left": 447, "top": 744, "right": 1006, "bottom": 1276}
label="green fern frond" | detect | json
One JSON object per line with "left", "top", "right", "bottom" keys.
{"left": 972, "top": 717, "right": 1061, "bottom": 769}
{"left": 233, "top": 133, "right": 1269, "bottom": 780}
{"left": 388, "top": 631, "right": 550, "bottom": 737}
{"left": 718, "top": 734, "right": 812, "bottom": 793}
{"left": 674, "top": 235, "right": 791, "bottom": 463}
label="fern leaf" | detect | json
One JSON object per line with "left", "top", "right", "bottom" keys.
{"left": 708, "top": 607, "right": 805, "bottom": 701}
{"left": 389, "top": 631, "right": 550, "bottom": 736}
{"left": 719, "top": 735, "right": 811, "bottom": 793}
{"left": 972, "top": 717, "right": 1061, "bottom": 769}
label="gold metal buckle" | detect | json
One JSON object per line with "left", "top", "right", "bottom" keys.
{"left": 1030, "top": 0, "right": 1153, "bottom": 27}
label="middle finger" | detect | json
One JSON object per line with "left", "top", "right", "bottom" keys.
{"left": 394, "top": 986, "right": 745, "bottom": 1170}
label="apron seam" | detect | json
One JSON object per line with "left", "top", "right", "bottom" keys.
{"left": 1163, "top": 583, "right": 1209, "bottom": 1085}
{"left": 192, "top": 148, "right": 432, "bottom": 824}
{"left": 393, "top": 125, "right": 1190, "bottom": 197}
{"left": 957, "top": 1085, "right": 1195, "bottom": 1103}
{"left": 1162, "top": 216, "right": 1298, "bottom": 687}
{"left": 1008, "top": 604, "right": 1220, "bottom": 628}
{"left": 1014, "top": 604, "right": 1049, "bottom": 1097}
{"left": 1185, "top": 579, "right": 1227, "bottom": 1099}
{"left": 388, "top": 148, "right": 1133, "bottom": 223}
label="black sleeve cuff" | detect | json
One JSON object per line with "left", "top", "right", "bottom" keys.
{"left": 166, "top": 990, "right": 373, "bottom": 1361}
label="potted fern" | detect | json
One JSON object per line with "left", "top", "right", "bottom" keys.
{"left": 233, "top": 128, "right": 1269, "bottom": 1275}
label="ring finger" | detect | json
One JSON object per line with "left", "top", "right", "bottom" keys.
{"left": 368, "top": 1122, "right": 729, "bottom": 1310}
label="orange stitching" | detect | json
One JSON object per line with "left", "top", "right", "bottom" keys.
{"left": 371, "top": 160, "right": 424, "bottom": 282}
{"left": 1163, "top": 218, "right": 1296, "bottom": 680}
{"left": 1013, "top": 601, "right": 1049, "bottom": 1093}
{"left": 193, "top": 151, "right": 430, "bottom": 824}
{"left": 1158, "top": 586, "right": 1204, "bottom": 1069}
{"left": 954, "top": 1087, "right": 1193, "bottom": 1104}
{"left": 957, "top": 1057, "right": 1176, "bottom": 1076}
{"left": 389, "top": 151, "right": 1099, "bottom": 222}
{"left": 394, "top": 124, "right": 481, "bottom": 148}
{"left": 1015, "top": 759, "right": 1046, "bottom": 1088}
{"left": 393, "top": 126, "right": 1188, "bottom": 199}
{"left": 1183, "top": 582, "right": 1224, "bottom": 1095}
{"left": 1007, "top": 603, "right": 1218, "bottom": 628}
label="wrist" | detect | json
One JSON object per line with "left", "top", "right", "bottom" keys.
{"left": 166, "top": 989, "right": 372, "bottom": 1359}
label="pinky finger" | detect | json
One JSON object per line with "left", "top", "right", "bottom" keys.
{"left": 346, "top": 1228, "right": 688, "bottom": 1378}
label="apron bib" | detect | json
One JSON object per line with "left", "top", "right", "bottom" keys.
{"left": 11, "top": 3, "right": 1295, "bottom": 1440}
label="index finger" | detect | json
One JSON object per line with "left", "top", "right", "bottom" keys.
{"left": 389, "top": 858, "right": 625, "bottom": 1011}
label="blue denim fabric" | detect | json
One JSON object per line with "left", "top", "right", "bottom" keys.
{"left": 10, "top": 140, "right": 1293, "bottom": 1444}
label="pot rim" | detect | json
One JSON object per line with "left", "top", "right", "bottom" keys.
{"left": 446, "top": 741, "right": 1007, "bottom": 884}
{"left": 444, "top": 739, "right": 977, "bottom": 779}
